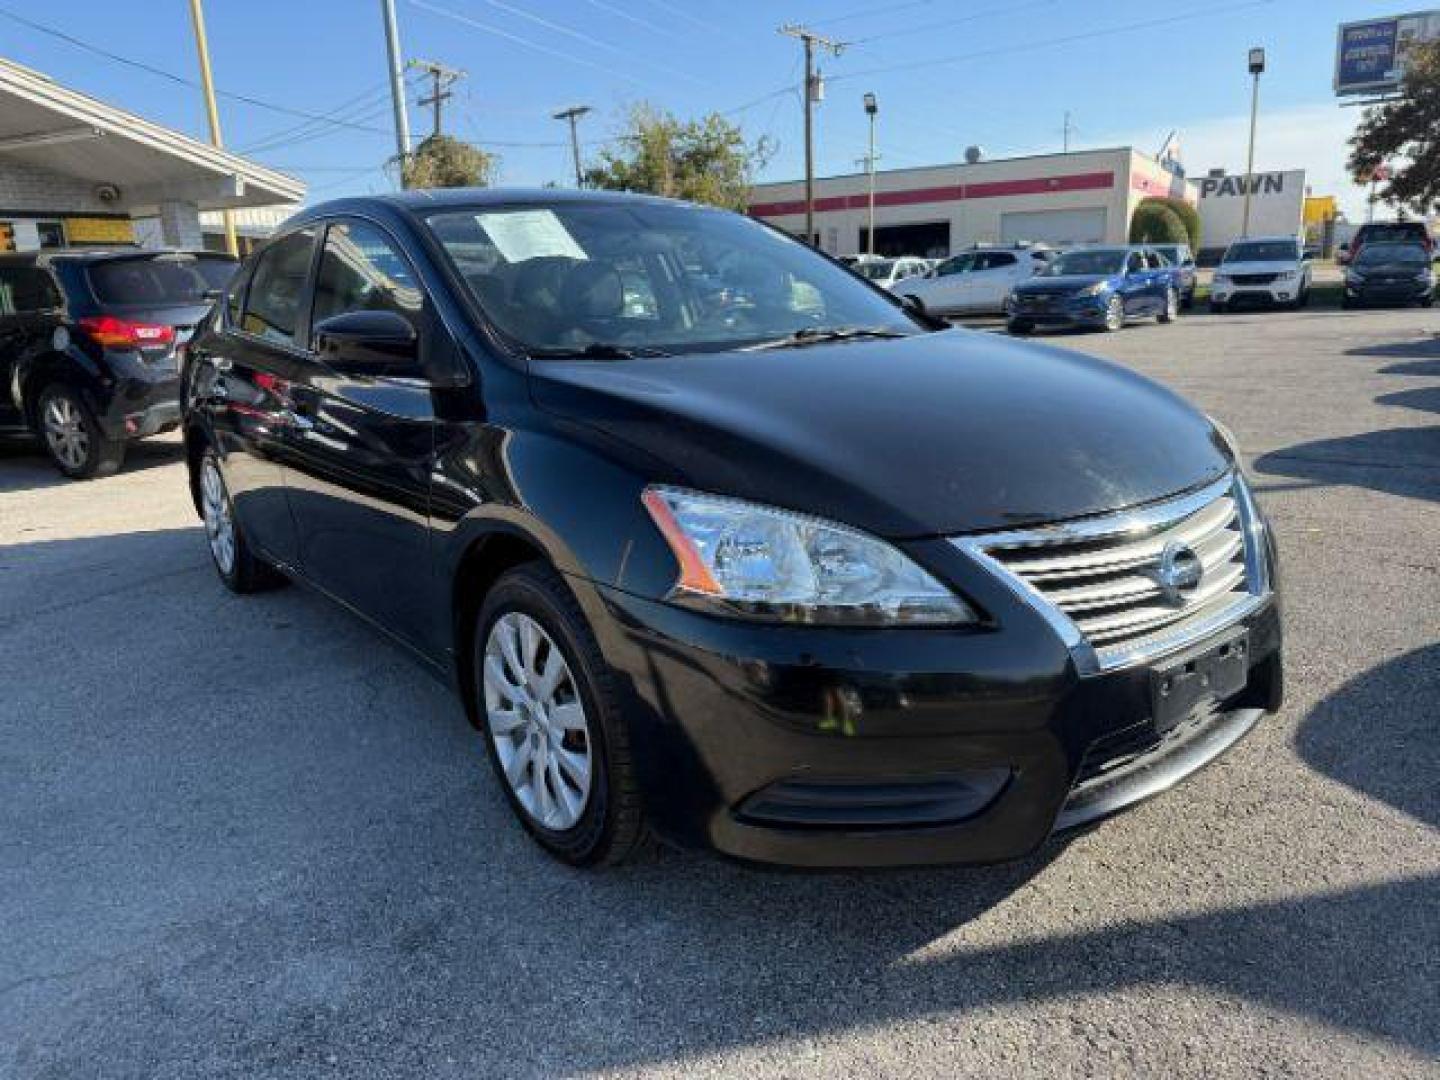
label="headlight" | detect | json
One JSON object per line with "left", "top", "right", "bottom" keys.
{"left": 1417, "top": 270, "right": 1434, "bottom": 283}
{"left": 1077, "top": 281, "right": 1108, "bottom": 297}
{"left": 642, "top": 487, "right": 976, "bottom": 625}
{"left": 1276, "top": 270, "right": 1297, "bottom": 281}
{"left": 1213, "top": 273, "right": 1230, "bottom": 284}
{"left": 1347, "top": 271, "right": 1366, "bottom": 284}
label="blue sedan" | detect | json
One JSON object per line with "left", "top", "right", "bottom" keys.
{"left": 1006, "top": 246, "right": 1182, "bottom": 334}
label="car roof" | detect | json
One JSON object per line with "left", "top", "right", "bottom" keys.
{"left": 0, "top": 248, "right": 231, "bottom": 267}
{"left": 1228, "top": 235, "right": 1300, "bottom": 244}
{"left": 288, "top": 187, "right": 697, "bottom": 228}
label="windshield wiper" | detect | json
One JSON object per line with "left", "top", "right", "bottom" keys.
{"left": 527, "top": 343, "right": 671, "bottom": 360}
{"left": 740, "top": 326, "right": 909, "bottom": 351}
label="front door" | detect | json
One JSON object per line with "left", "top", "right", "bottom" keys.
{"left": 281, "top": 218, "right": 441, "bottom": 654}
{"left": 0, "top": 264, "right": 63, "bottom": 430}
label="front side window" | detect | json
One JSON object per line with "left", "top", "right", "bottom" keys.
{"left": 241, "top": 229, "right": 316, "bottom": 345}
{"left": 426, "top": 203, "right": 919, "bottom": 356}
{"left": 1043, "top": 250, "right": 1128, "bottom": 277}
{"left": 0, "top": 266, "right": 62, "bottom": 315}
{"left": 311, "top": 220, "right": 423, "bottom": 329}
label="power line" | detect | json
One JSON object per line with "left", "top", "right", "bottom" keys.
{"left": 576, "top": 0, "right": 684, "bottom": 41}
{"left": 849, "top": 0, "right": 1057, "bottom": 45}
{"left": 408, "top": 0, "right": 651, "bottom": 88}
{"left": 811, "top": 0, "right": 938, "bottom": 30}
{"left": 830, "top": 0, "right": 1274, "bottom": 84}
{"left": 637, "top": 0, "right": 748, "bottom": 44}
{"left": 0, "top": 6, "right": 391, "bottom": 135}
{"left": 409, "top": 58, "right": 465, "bottom": 138}
{"left": 239, "top": 83, "right": 395, "bottom": 154}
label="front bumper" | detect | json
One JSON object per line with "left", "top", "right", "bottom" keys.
{"left": 1345, "top": 280, "right": 1433, "bottom": 305}
{"left": 1211, "top": 280, "right": 1301, "bottom": 306}
{"left": 1007, "top": 292, "right": 1110, "bottom": 327}
{"left": 579, "top": 540, "right": 1282, "bottom": 869}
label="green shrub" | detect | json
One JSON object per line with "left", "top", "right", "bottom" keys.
{"left": 1134, "top": 195, "right": 1201, "bottom": 249}
{"left": 1129, "top": 201, "right": 1188, "bottom": 245}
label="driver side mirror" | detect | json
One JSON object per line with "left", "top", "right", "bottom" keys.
{"left": 312, "top": 310, "right": 420, "bottom": 378}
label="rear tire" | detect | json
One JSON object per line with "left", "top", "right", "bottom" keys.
{"left": 198, "top": 449, "right": 287, "bottom": 593}
{"left": 1209, "top": 300, "right": 1227, "bottom": 314}
{"left": 474, "top": 563, "right": 648, "bottom": 867}
{"left": 1006, "top": 319, "right": 1034, "bottom": 335}
{"left": 37, "top": 384, "right": 124, "bottom": 479}
{"left": 1421, "top": 297, "right": 1434, "bottom": 308}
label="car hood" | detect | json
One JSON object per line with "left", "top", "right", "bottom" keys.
{"left": 1217, "top": 261, "right": 1299, "bottom": 275}
{"left": 530, "top": 330, "right": 1230, "bottom": 539}
{"left": 1351, "top": 261, "right": 1428, "bottom": 275}
{"left": 1013, "top": 274, "right": 1112, "bottom": 294}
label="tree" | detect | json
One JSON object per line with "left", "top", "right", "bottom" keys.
{"left": 582, "top": 103, "right": 773, "bottom": 211}
{"left": 401, "top": 134, "right": 498, "bottom": 190}
{"left": 1129, "top": 200, "right": 1189, "bottom": 246}
{"left": 1132, "top": 196, "right": 1200, "bottom": 249}
{"left": 1348, "top": 39, "right": 1440, "bottom": 214}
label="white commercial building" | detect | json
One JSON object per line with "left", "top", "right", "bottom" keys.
{"left": 1194, "top": 168, "right": 1306, "bottom": 262}
{"left": 0, "top": 59, "right": 303, "bottom": 254}
{"left": 749, "top": 147, "right": 1195, "bottom": 258}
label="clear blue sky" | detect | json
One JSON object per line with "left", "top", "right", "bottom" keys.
{"left": 0, "top": 0, "right": 1405, "bottom": 215}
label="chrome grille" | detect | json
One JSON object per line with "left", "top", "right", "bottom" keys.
{"left": 956, "top": 475, "right": 1267, "bottom": 672}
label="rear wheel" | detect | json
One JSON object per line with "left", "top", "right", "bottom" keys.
{"left": 1210, "top": 299, "right": 1227, "bottom": 314}
{"left": 199, "top": 450, "right": 286, "bottom": 593}
{"left": 1157, "top": 288, "right": 1179, "bottom": 324}
{"left": 1421, "top": 297, "right": 1433, "bottom": 308}
{"left": 37, "top": 384, "right": 124, "bottom": 479}
{"left": 475, "top": 563, "right": 647, "bottom": 867}
{"left": 1006, "top": 319, "right": 1033, "bottom": 335}
{"left": 1102, "top": 295, "right": 1125, "bottom": 331}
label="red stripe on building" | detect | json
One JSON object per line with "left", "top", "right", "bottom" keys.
{"left": 749, "top": 171, "right": 1115, "bottom": 218}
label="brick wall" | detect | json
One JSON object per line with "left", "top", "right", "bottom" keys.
{"left": 0, "top": 161, "right": 114, "bottom": 215}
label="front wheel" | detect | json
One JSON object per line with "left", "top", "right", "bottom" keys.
{"left": 475, "top": 563, "right": 648, "bottom": 867}
{"left": 1421, "top": 296, "right": 1434, "bottom": 308}
{"left": 198, "top": 450, "right": 286, "bottom": 593}
{"left": 1102, "top": 295, "right": 1125, "bottom": 331}
{"left": 1210, "top": 299, "right": 1227, "bottom": 314}
{"left": 37, "top": 384, "right": 124, "bottom": 479}
{"left": 1157, "top": 288, "right": 1179, "bottom": 324}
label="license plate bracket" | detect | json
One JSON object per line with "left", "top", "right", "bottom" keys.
{"left": 1150, "top": 629, "right": 1249, "bottom": 734}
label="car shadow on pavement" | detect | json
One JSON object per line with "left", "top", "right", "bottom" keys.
{"left": 0, "top": 435, "right": 184, "bottom": 494}
{"left": 5, "top": 528, "right": 1438, "bottom": 1076}
{"left": 1254, "top": 426, "right": 1440, "bottom": 505}
{"left": 1345, "top": 334, "right": 1440, "bottom": 363}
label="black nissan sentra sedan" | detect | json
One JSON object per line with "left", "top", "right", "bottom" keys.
{"left": 181, "top": 190, "right": 1282, "bottom": 869}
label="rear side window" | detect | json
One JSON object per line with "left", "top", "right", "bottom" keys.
{"left": 985, "top": 253, "right": 1018, "bottom": 269}
{"left": 86, "top": 256, "right": 236, "bottom": 306}
{"left": 241, "top": 229, "right": 316, "bottom": 345}
{"left": 0, "top": 266, "right": 62, "bottom": 314}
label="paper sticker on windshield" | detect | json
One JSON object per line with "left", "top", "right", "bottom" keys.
{"left": 477, "top": 210, "right": 588, "bottom": 263}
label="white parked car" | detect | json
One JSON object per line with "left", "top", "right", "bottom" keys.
{"left": 895, "top": 247, "right": 1052, "bottom": 316}
{"left": 851, "top": 255, "right": 933, "bottom": 290}
{"left": 1210, "top": 236, "right": 1311, "bottom": 312}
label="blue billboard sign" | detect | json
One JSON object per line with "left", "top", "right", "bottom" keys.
{"left": 1335, "top": 11, "right": 1440, "bottom": 96}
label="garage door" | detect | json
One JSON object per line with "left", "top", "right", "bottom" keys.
{"left": 1000, "top": 208, "right": 1108, "bottom": 246}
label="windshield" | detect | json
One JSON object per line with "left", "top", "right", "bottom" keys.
{"left": 87, "top": 255, "right": 236, "bottom": 306}
{"left": 855, "top": 259, "right": 899, "bottom": 281}
{"left": 425, "top": 203, "right": 919, "bottom": 355}
{"left": 1224, "top": 241, "right": 1299, "bottom": 263}
{"left": 1042, "top": 250, "right": 1127, "bottom": 277}
{"left": 1356, "top": 243, "right": 1428, "bottom": 265}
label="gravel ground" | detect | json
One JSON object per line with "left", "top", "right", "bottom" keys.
{"left": 1, "top": 306, "right": 1436, "bottom": 1079}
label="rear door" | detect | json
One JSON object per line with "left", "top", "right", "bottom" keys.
{"left": 281, "top": 216, "right": 442, "bottom": 652}
{"left": 970, "top": 252, "right": 1021, "bottom": 311}
{"left": 0, "top": 263, "right": 63, "bottom": 429}
{"left": 192, "top": 228, "right": 318, "bottom": 567}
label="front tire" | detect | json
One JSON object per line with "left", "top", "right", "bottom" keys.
{"left": 1210, "top": 299, "right": 1227, "bottom": 314}
{"left": 475, "top": 563, "right": 647, "bottom": 867}
{"left": 1158, "top": 288, "right": 1179, "bottom": 324}
{"left": 198, "top": 450, "right": 286, "bottom": 593}
{"left": 37, "top": 384, "right": 125, "bottom": 479}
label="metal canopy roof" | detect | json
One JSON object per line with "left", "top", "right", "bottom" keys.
{"left": 0, "top": 60, "right": 304, "bottom": 212}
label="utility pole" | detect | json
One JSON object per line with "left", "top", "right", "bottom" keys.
{"left": 380, "top": 0, "right": 412, "bottom": 176}
{"left": 1241, "top": 47, "right": 1265, "bottom": 238}
{"left": 409, "top": 59, "right": 465, "bottom": 139}
{"left": 1062, "top": 110, "right": 1075, "bottom": 153}
{"left": 780, "top": 25, "right": 845, "bottom": 248}
{"left": 552, "top": 105, "right": 592, "bottom": 187}
{"left": 185, "top": 0, "right": 237, "bottom": 256}
{"left": 863, "top": 92, "right": 878, "bottom": 256}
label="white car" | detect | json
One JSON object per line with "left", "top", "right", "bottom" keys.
{"left": 1210, "top": 236, "right": 1311, "bottom": 312}
{"left": 851, "top": 256, "right": 933, "bottom": 290}
{"left": 894, "top": 247, "right": 1052, "bottom": 316}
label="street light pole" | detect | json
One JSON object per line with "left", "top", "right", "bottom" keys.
{"left": 552, "top": 106, "right": 592, "bottom": 187}
{"left": 864, "top": 92, "right": 878, "bottom": 257}
{"left": 380, "top": 0, "right": 412, "bottom": 177}
{"left": 185, "top": 0, "right": 237, "bottom": 255}
{"left": 1241, "top": 46, "right": 1265, "bottom": 238}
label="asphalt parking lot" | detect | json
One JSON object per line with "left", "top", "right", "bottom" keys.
{"left": 2, "top": 307, "right": 1437, "bottom": 1079}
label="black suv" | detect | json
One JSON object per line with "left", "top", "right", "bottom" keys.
{"left": 183, "top": 190, "right": 1281, "bottom": 869}
{"left": 0, "top": 249, "right": 236, "bottom": 477}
